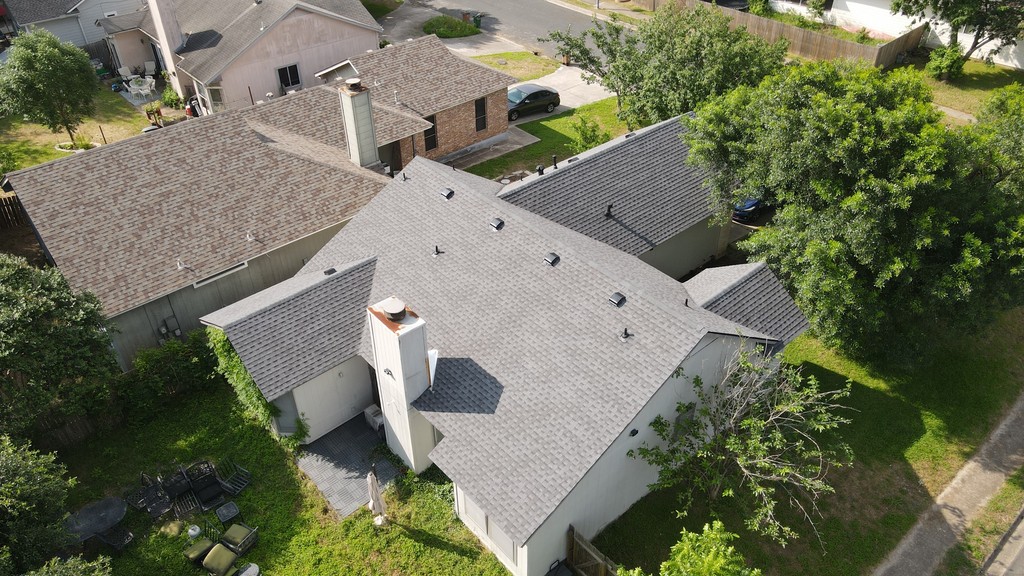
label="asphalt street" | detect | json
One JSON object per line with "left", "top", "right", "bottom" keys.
{"left": 414, "top": 0, "right": 601, "bottom": 56}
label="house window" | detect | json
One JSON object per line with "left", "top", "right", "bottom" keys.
{"left": 277, "top": 64, "right": 300, "bottom": 93}
{"left": 474, "top": 97, "right": 487, "bottom": 132}
{"left": 423, "top": 115, "right": 438, "bottom": 151}
{"left": 207, "top": 86, "right": 224, "bottom": 112}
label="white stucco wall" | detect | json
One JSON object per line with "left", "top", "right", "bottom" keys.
{"left": 639, "top": 216, "right": 725, "bottom": 281}
{"left": 108, "top": 29, "right": 153, "bottom": 72}
{"left": 457, "top": 333, "right": 749, "bottom": 576}
{"left": 291, "top": 355, "right": 373, "bottom": 443}
{"left": 213, "top": 8, "right": 378, "bottom": 110}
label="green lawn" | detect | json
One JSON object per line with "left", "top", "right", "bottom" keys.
{"left": 60, "top": 384, "right": 507, "bottom": 576}
{"left": 595, "top": 308, "right": 1024, "bottom": 576}
{"left": 422, "top": 15, "right": 480, "bottom": 39}
{"left": 938, "top": 465, "right": 1024, "bottom": 575}
{"left": 360, "top": 0, "right": 402, "bottom": 19}
{"left": 467, "top": 97, "right": 628, "bottom": 180}
{"left": 0, "top": 85, "right": 150, "bottom": 171}
{"left": 472, "top": 52, "right": 561, "bottom": 82}
{"left": 913, "top": 58, "right": 1024, "bottom": 116}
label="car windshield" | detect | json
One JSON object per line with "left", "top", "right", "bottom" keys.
{"left": 508, "top": 88, "right": 528, "bottom": 104}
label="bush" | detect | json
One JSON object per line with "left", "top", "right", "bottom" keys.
{"left": 207, "top": 327, "right": 277, "bottom": 428}
{"left": 72, "top": 133, "right": 93, "bottom": 150}
{"left": 855, "top": 27, "right": 872, "bottom": 44}
{"left": 422, "top": 15, "right": 480, "bottom": 38}
{"left": 569, "top": 114, "right": 611, "bottom": 154}
{"left": 117, "top": 330, "right": 217, "bottom": 420}
{"left": 749, "top": 0, "right": 773, "bottom": 17}
{"left": 161, "top": 85, "right": 183, "bottom": 109}
{"left": 26, "top": 556, "right": 110, "bottom": 576}
{"left": 807, "top": 0, "right": 826, "bottom": 20}
{"left": 925, "top": 44, "right": 965, "bottom": 81}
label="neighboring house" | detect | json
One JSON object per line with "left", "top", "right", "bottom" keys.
{"left": 316, "top": 35, "right": 517, "bottom": 167}
{"left": 201, "top": 156, "right": 807, "bottom": 576}
{"left": 4, "top": 0, "right": 143, "bottom": 49}
{"left": 4, "top": 79, "right": 436, "bottom": 369}
{"left": 99, "top": 0, "right": 382, "bottom": 112}
{"left": 499, "top": 116, "right": 731, "bottom": 280}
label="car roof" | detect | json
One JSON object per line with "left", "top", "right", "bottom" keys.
{"left": 511, "top": 83, "right": 553, "bottom": 93}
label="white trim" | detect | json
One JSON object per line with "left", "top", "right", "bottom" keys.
{"left": 315, "top": 59, "right": 356, "bottom": 79}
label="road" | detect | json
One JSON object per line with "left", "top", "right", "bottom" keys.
{"left": 414, "top": 0, "right": 601, "bottom": 56}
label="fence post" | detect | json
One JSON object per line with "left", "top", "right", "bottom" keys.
{"left": 567, "top": 524, "right": 575, "bottom": 567}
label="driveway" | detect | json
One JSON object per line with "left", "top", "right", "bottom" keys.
{"left": 510, "top": 66, "right": 614, "bottom": 125}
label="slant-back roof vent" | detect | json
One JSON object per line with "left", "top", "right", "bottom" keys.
{"left": 440, "top": 187, "right": 455, "bottom": 200}
{"left": 624, "top": 132, "right": 636, "bottom": 138}
{"left": 324, "top": 267, "right": 337, "bottom": 276}
{"left": 609, "top": 292, "right": 626, "bottom": 307}
{"left": 544, "top": 252, "right": 560, "bottom": 267}
{"left": 489, "top": 217, "right": 504, "bottom": 231}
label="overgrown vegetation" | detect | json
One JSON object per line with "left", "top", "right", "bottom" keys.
{"left": 116, "top": 331, "right": 218, "bottom": 422}
{"left": 620, "top": 521, "right": 761, "bottom": 576}
{"left": 207, "top": 327, "right": 277, "bottom": 429}
{"left": 766, "top": 10, "right": 885, "bottom": 45}
{"left": 25, "top": 556, "right": 110, "bottom": 576}
{"left": 926, "top": 43, "right": 966, "bottom": 81}
{"left": 422, "top": 15, "right": 480, "bottom": 39}
{"left": 360, "top": 0, "right": 402, "bottom": 19}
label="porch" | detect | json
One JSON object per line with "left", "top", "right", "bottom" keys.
{"left": 296, "top": 416, "right": 400, "bottom": 517}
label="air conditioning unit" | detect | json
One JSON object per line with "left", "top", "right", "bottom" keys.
{"left": 363, "top": 404, "right": 384, "bottom": 439}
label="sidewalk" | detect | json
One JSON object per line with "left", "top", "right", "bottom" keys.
{"left": 872, "top": 390, "right": 1024, "bottom": 576}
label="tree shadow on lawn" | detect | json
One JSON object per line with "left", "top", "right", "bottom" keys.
{"left": 594, "top": 365, "right": 929, "bottom": 576}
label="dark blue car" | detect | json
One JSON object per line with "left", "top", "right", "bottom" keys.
{"left": 732, "top": 198, "right": 763, "bottom": 223}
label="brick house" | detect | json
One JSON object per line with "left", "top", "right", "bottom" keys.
{"left": 316, "top": 35, "right": 516, "bottom": 170}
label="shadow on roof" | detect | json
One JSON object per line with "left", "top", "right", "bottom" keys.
{"left": 180, "top": 30, "right": 222, "bottom": 53}
{"left": 418, "top": 357, "right": 504, "bottom": 416}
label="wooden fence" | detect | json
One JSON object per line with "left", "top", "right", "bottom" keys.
{"left": 0, "top": 193, "right": 27, "bottom": 229}
{"left": 629, "top": 0, "right": 927, "bottom": 68}
{"left": 566, "top": 525, "right": 618, "bottom": 576}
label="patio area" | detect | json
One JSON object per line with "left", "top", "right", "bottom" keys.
{"left": 296, "top": 417, "right": 399, "bottom": 517}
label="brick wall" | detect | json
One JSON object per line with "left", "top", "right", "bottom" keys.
{"left": 393, "top": 89, "right": 509, "bottom": 169}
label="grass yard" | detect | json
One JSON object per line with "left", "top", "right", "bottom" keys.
{"left": 937, "top": 466, "right": 1024, "bottom": 575}
{"left": 472, "top": 52, "right": 561, "bottom": 82}
{"left": 899, "top": 56, "right": 1024, "bottom": 116}
{"left": 595, "top": 308, "right": 1024, "bottom": 576}
{"left": 360, "top": 0, "right": 402, "bottom": 19}
{"left": 0, "top": 86, "right": 150, "bottom": 171}
{"left": 60, "top": 384, "right": 507, "bottom": 576}
{"left": 422, "top": 15, "right": 480, "bottom": 39}
{"left": 467, "top": 97, "right": 628, "bottom": 180}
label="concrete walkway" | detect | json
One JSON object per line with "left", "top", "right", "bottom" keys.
{"left": 936, "top": 104, "right": 976, "bottom": 123}
{"left": 873, "top": 390, "right": 1024, "bottom": 576}
{"left": 985, "top": 506, "right": 1024, "bottom": 576}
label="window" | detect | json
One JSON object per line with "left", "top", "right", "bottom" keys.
{"left": 423, "top": 115, "right": 437, "bottom": 151}
{"left": 474, "top": 97, "right": 487, "bottom": 132}
{"left": 277, "top": 64, "right": 300, "bottom": 91}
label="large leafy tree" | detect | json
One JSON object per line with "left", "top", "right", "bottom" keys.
{"left": 620, "top": 521, "right": 762, "bottom": 576}
{"left": 891, "top": 0, "right": 1024, "bottom": 65}
{"left": 0, "top": 29, "right": 97, "bottom": 142}
{"left": 685, "top": 61, "right": 1024, "bottom": 356}
{"left": 631, "top": 348, "right": 852, "bottom": 544}
{"left": 0, "top": 254, "right": 117, "bottom": 439}
{"left": 544, "top": 4, "right": 787, "bottom": 128}
{"left": 0, "top": 435, "right": 76, "bottom": 576}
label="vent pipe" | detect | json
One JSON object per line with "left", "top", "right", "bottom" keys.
{"left": 605, "top": 204, "right": 613, "bottom": 218}
{"left": 544, "top": 252, "right": 560, "bottom": 267}
{"left": 380, "top": 297, "right": 407, "bottom": 321}
{"left": 536, "top": 165, "right": 544, "bottom": 176}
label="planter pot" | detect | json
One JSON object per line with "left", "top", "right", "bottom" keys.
{"left": 56, "top": 142, "right": 101, "bottom": 153}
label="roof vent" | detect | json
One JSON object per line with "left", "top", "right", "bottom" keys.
{"left": 609, "top": 292, "right": 626, "bottom": 308}
{"left": 544, "top": 252, "right": 560, "bottom": 267}
{"left": 345, "top": 77, "right": 362, "bottom": 91}
{"left": 619, "top": 327, "right": 632, "bottom": 342}
{"left": 324, "top": 267, "right": 337, "bottom": 276}
{"left": 567, "top": 157, "right": 579, "bottom": 163}
{"left": 441, "top": 187, "right": 455, "bottom": 200}
{"left": 624, "top": 132, "right": 636, "bottom": 138}
{"left": 489, "top": 217, "right": 504, "bottom": 231}
{"left": 536, "top": 165, "right": 544, "bottom": 176}
{"left": 551, "top": 155, "right": 558, "bottom": 169}
{"left": 381, "top": 297, "right": 406, "bottom": 321}
{"left": 605, "top": 204, "right": 613, "bottom": 219}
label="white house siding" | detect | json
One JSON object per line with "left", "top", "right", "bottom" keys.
{"left": 638, "top": 216, "right": 725, "bottom": 280}
{"left": 78, "top": 0, "right": 145, "bottom": 45}
{"left": 213, "top": 9, "right": 378, "bottom": 110}
{"left": 456, "top": 333, "right": 746, "bottom": 576}
{"left": 109, "top": 223, "right": 344, "bottom": 369}
{"left": 456, "top": 485, "right": 529, "bottom": 574}
{"left": 108, "top": 29, "right": 152, "bottom": 72}
{"left": 28, "top": 16, "right": 87, "bottom": 47}
{"left": 291, "top": 355, "right": 373, "bottom": 442}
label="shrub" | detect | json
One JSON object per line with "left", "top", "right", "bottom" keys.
{"left": 422, "top": 15, "right": 480, "bottom": 38}
{"left": 26, "top": 556, "right": 110, "bottom": 576}
{"left": 72, "top": 133, "right": 93, "bottom": 150}
{"left": 749, "top": 0, "right": 773, "bottom": 17}
{"left": 207, "top": 327, "right": 278, "bottom": 428}
{"left": 161, "top": 85, "right": 183, "bottom": 109}
{"left": 117, "top": 330, "right": 218, "bottom": 420}
{"left": 569, "top": 114, "right": 611, "bottom": 154}
{"left": 807, "top": 0, "right": 826, "bottom": 20}
{"left": 855, "top": 27, "right": 872, "bottom": 44}
{"left": 925, "top": 43, "right": 965, "bottom": 81}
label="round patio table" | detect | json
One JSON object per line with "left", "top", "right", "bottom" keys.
{"left": 65, "top": 496, "right": 127, "bottom": 543}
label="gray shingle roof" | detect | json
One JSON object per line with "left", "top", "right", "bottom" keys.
{"left": 6, "top": 0, "right": 78, "bottom": 25}
{"left": 333, "top": 35, "right": 517, "bottom": 116}
{"left": 202, "top": 258, "right": 377, "bottom": 401}
{"left": 100, "top": 9, "right": 151, "bottom": 35}
{"left": 499, "top": 116, "right": 715, "bottom": 257}
{"left": 683, "top": 262, "right": 808, "bottom": 344}
{"left": 296, "top": 157, "right": 770, "bottom": 544}
{"left": 7, "top": 83, "right": 417, "bottom": 317}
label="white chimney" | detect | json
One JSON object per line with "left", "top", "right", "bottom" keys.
{"left": 368, "top": 297, "right": 435, "bottom": 473}
{"left": 339, "top": 78, "right": 380, "bottom": 167}
{"left": 148, "top": 0, "right": 184, "bottom": 94}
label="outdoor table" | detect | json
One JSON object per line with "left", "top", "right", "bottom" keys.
{"left": 65, "top": 496, "right": 128, "bottom": 543}
{"left": 216, "top": 501, "right": 240, "bottom": 525}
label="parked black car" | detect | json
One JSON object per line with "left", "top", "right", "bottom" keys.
{"left": 508, "top": 84, "right": 560, "bottom": 121}
{"left": 732, "top": 198, "right": 763, "bottom": 223}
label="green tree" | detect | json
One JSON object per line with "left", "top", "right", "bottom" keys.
{"left": 891, "top": 0, "right": 1024, "bottom": 75}
{"left": 620, "top": 521, "right": 762, "bottom": 576}
{"left": 25, "top": 555, "right": 110, "bottom": 576}
{"left": 0, "top": 254, "right": 117, "bottom": 439}
{"left": 544, "top": 4, "right": 786, "bottom": 128}
{"left": 0, "top": 29, "right": 97, "bottom": 142}
{"left": 631, "top": 348, "right": 852, "bottom": 544}
{"left": 684, "top": 60, "right": 1024, "bottom": 356}
{"left": 0, "top": 436, "right": 76, "bottom": 575}
{"left": 568, "top": 114, "right": 611, "bottom": 154}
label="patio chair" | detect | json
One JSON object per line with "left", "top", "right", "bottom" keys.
{"left": 144, "top": 61, "right": 156, "bottom": 76}
{"left": 139, "top": 85, "right": 153, "bottom": 100}
{"left": 183, "top": 519, "right": 221, "bottom": 564}
{"left": 201, "top": 543, "right": 239, "bottom": 576}
{"left": 127, "top": 85, "right": 142, "bottom": 102}
{"left": 117, "top": 66, "right": 139, "bottom": 82}
{"left": 96, "top": 524, "right": 134, "bottom": 551}
{"left": 185, "top": 461, "right": 226, "bottom": 511}
{"left": 221, "top": 522, "right": 258, "bottom": 556}
{"left": 215, "top": 459, "right": 252, "bottom": 496}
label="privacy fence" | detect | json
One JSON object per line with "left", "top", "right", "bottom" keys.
{"left": 0, "top": 193, "right": 27, "bottom": 229}
{"left": 566, "top": 525, "right": 619, "bottom": 576}
{"left": 629, "top": 0, "right": 927, "bottom": 68}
